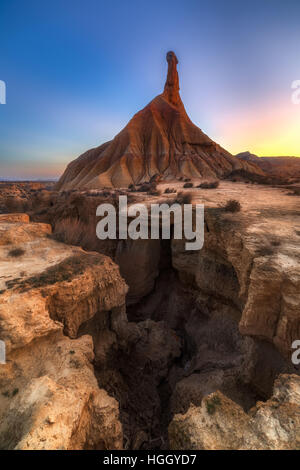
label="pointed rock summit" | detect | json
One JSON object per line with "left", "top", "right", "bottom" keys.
{"left": 163, "top": 51, "right": 180, "bottom": 106}
{"left": 57, "top": 52, "right": 261, "bottom": 190}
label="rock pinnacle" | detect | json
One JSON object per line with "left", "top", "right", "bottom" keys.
{"left": 163, "top": 51, "right": 180, "bottom": 106}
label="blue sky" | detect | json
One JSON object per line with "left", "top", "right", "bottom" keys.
{"left": 0, "top": 0, "right": 300, "bottom": 179}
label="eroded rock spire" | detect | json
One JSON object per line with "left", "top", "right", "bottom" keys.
{"left": 57, "top": 51, "right": 260, "bottom": 191}
{"left": 163, "top": 51, "right": 180, "bottom": 106}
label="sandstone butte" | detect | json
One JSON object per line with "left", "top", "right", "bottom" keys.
{"left": 56, "top": 51, "right": 262, "bottom": 190}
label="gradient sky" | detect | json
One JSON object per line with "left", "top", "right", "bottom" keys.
{"left": 0, "top": 0, "right": 300, "bottom": 179}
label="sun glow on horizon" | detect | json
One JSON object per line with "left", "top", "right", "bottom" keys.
{"left": 214, "top": 95, "right": 300, "bottom": 158}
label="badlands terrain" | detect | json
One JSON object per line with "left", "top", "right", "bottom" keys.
{"left": 0, "top": 52, "right": 299, "bottom": 450}
{"left": 0, "top": 179, "right": 299, "bottom": 450}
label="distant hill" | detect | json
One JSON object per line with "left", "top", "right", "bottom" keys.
{"left": 236, "top": 152, "right": 300, "bottom": 181}
{"left": 235, "top": 151, "right": 260, "bottom": 162}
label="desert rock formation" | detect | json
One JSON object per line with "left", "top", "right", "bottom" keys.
{"left": 1, "top": 175, "right": 300, "bottom": 449}
{"left": 169, "top": 374, "right": 300, "bottom": 450}
{"left": 56, "top": 52, "right": 262, "bottom": 190}
{"left": 32, "top": 181, "right": 300, "bottom": 362}
{"left": 236, "top": 152, "right": 300, "bottom": 183}
{"left": 0, "top": 217, "right": 126, "bottom": 449}
{"left": 0, "top": 215, "right": 183, "bottom": 449}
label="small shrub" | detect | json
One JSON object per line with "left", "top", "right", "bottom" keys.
{"left": 164, "top": 187, "right": 177, "bottom": 194}
{"left": 127, "top": 194, "right": 140, "bottom": 204}
{"left": 198, "top": 180, "right": 219, "bottom": 189}
{"left": 2, "top": 388, "right": 19, "bottom": 398}
{"left": 100, "top": 190, "right": 112, "bottom": 197}
{"left": 224, "top": 199, "right": 241, "bottom": 213}
{"left": 205, "top": 395, "right": 221, "bottom": 415}
{"left": 289, "top": 187, "right": 300, "bottom": 196}
{"left": 8, "top": 248, "right": 25, "bottom": 258}
{"left": 148, "top": 189, "right": 161, "bottom": 196}
{"left": 146, "top": 182, "right": 159, "bottom": 195}
{"left": 175, "top": 191, "right": 193, "bottom": 204}
{"left": 184, "top": 178, "right": 191, "bottom": 182}
{"left": 256, "top": 245, "right": 274, "bottom": 256}
{"left": 6, "top": 253, "right": 100, "bottom": 291}
{"left": 150, "top": 174, "right": 160, "bottom": 183}
{"left": 183, "top": 182, "right": 194, "bottom": 188}
{"left": 137, "top": 183, "right": 151, "bottom": 192}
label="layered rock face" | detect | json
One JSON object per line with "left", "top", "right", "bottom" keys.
{"left": 31, "top": 181, "right": 300, "bottom": 363}
{"left": 1, "top": 181, "right": 299, "bottom": 449}
{"left": 24, "top": 181, "right": 300, "bottom": 450}
{"left": 171, "top": 182, "right": 300, "bottom": 363}
{"left": 0, "top": 216, "right": 126, "bottom": 449}
{"left": 0, "top": 215, "right": 184, "bottom": 450}
{"left": 56, "top": 52, "right": 262, "bottom": 190}
{"left": 169, "top": 374, "right": 300, "bottom": 450}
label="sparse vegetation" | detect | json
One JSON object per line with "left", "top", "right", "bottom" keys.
{"left": 148, "top": 189, "right": 161, "bottom": 196}
{"left": 2, "top": 388, "right": 19, "bottom": 398}
{"left": 256, "top": 245, "right": 274, "bottom": 256}
{"left": 8, "top": 248, "right": 25, "bottom": 258}
{"left": 3, "top": 196, "right": 27, "bottom": 213}
{"left": 127, "top": 194, "right": 141, "bottom": 204}
{"left": 288, "top": 187, "right": 300, "bottom": 196}
{"left": 164, "top": 187, "right": 177, "bottom": 194}
{"left": 137, "top": 183, "right": 151, "bottom": 192}
{"left": 224, "top": 199, "right": 241, "bottom": 213}
{"left": 5, "top": 253, "right": 102, "bottom": 291}
{"left": 183, "top": 182, "right": 193, "bottom": 188}
{"left": 175, "top": 191, "right": 193, "bottom": 204}
{"left": 205, "top": 395, "right": 221, "bottom": 415}
{"left": 145, "top": 182, "right": 157, "bottom": 195}
{"left": 198, "top": 180, "right": 219, "bottom": 189}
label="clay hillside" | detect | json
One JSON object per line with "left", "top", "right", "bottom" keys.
{"left": 236, "top": 151, "right": 300, "bottom": 181}
{"left": 56, "top": 52, "right": 262, "bottom": 190}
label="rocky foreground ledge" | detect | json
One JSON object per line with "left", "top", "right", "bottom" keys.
{"left": 0, "top": 200, "right": 299, "bottom": 449}
{"left": 0, "top": 216, "right": 127, "bottom": 449}
{"left": 169, "top": 374, "right": 300, "bottom": 450}
{"left": 0, "top": 216, "right": 182, "bottom": 449}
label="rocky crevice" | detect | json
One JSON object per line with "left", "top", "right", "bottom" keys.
{"left": 2, "top": 183, "right": 299, "bottom": 449}
{"left": 85, "top": 205, "right": 299, "bottom": 449}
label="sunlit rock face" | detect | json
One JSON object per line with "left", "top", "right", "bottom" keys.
{"left": 169, "top": 374, "right": 300, "bottom": 450}
{"left": 0, "top": 218, "right": 126, "bottom": 450}
{"left": 56, "top": 52, "right": 262, "bottom": 190}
